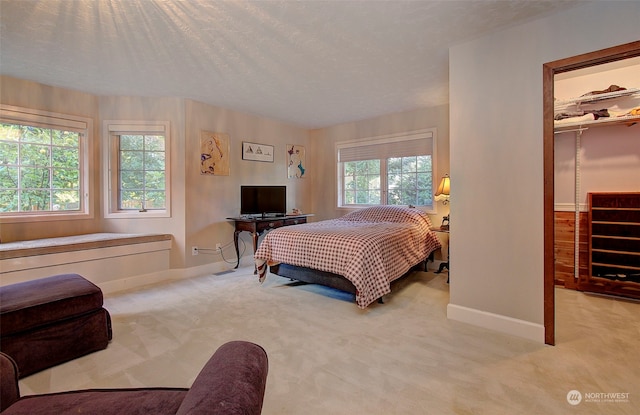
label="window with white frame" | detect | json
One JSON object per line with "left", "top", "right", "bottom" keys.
{"left": 0, "top": 105, "right": 91, "bottom": 221}
{"left": 104, "top": 121, "right": 170, "bottom": 217}
{"left": 337, "top": 129, "right": 436, "bottom": 210}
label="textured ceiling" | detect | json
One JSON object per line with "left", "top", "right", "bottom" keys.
{"left": 0, "top": 0, "right": 581, "bottom": 128}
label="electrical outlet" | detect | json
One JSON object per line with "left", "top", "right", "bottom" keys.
{"left": 192, "top": 246, "right": 198, "bottom": 256}
{"left": 216, "top": 243, "right": 222, "bottom": 252}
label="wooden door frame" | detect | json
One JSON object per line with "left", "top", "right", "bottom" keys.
{"left": 543, "top": 40, "right": 640, "bottom": 345}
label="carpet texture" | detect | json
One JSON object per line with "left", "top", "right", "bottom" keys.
{"left": 18, "top": 267, "right": 640, "bottom": 414}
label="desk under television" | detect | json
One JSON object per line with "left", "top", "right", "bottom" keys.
{"left": 226, "top": 214, "right": 313, "bottom": 271}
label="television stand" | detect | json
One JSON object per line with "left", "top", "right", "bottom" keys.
{"left": 260, "top": 213, "right": 286, "bottom": 219}
{"left": 226, "top": 214, "right": 313, "bottom": 273}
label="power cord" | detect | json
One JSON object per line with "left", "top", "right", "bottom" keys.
{"left": 196, "top": 239, "right": 246, "bottom": 265}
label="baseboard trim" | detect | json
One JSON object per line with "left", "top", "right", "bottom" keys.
{"left": 100, "top": 269, "right": 178, "bottom": 295}
{"left": 100, "top": 261, "right": 237, "bottom": 295}
{"left": 447, "top": 303, "right": 545, "bottom": 343}
{"left": 554, "top": 202, "right": 587, "bottom": 212}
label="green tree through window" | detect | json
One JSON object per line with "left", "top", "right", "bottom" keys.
{"left": 342, "top": 155, "right": 432, "bottom": 206}
{"left": 337, "top": 129, "right": 436, "bottom": 209}
{"left": 387, "top": 155, "right": 433, "bottom": 206}
{"left": 0, "top": 123, "right": 81, "bottom": 212}
{"left": 344, "top": 159, "right": 380, "bottom": 204}
{"left": 118, "top": 134, "right": 166, "bottom": 210}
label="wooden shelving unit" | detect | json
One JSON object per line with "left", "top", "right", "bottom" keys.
{"left": 582, "top": 192, "right": 640, "bottom": 298}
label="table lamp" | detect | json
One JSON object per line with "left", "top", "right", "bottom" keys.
{"left": 434, "top": 174, "right": 450, "bottom": 229}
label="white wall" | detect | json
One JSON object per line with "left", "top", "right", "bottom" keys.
{"left": 448, "top": 1, "right": 640, "bottom": 342}
{"left": 184, "top": 99, "right": 311, "bottom": 269}
{"left": 98, "top": 96, "right": 188, "bottom": 268}
{"left": 310, "top": 105, "right": 450, "bottom": 222}
{"left": 0, "top": 78, "right": 314, "bottom": 276}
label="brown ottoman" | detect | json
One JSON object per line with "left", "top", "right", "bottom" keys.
{"left": 0, "top": 274, "right": 112, "bottom": 378}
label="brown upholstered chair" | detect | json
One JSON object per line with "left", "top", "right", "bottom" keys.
{"left": 0, "top": 341, "right": 268, "bottom": 415}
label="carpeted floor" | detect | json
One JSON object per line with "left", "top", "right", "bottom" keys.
{"left": 18, "top": 266, "right": 639, "bottom": 414}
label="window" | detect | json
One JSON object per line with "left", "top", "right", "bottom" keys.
{"left": 118, "top": 134, "right": 166, "bottom": 210}
{"left": 104, "top": 121, "right": 170, "bottom": 218}
{"left": 337, "top": 129, "right": 436, "bottom": 210}
{"left": 0, "top": 105, "right": 91, "bottom": 221}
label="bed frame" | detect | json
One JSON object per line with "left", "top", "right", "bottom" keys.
{"left": 269, "top": 252, "right": 434, "bottom": 302}
{"left": 269, "top": 263, "right": 358, "bottom": 294}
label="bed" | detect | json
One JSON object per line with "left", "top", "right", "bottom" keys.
{"left": 254, "top": 205, "right": 442, "bottom": 308}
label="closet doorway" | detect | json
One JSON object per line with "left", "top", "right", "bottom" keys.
{"left": 543, "top": 40, "right": 640, "bottom": 345}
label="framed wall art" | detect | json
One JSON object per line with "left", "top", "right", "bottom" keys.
{"left": 242, "top": 141, "right": 274, "bottom": 162}
{"left": 287, "top": 144, "right": 306, "bottom": 178}
{"left": 200, "top": 131, "right": 230, "bottom": 175}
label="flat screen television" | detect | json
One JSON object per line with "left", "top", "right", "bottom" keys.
{"left": 240, "top": 185, "right": 287, "bottom": 217}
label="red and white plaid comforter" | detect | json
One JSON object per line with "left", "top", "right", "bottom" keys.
{"left": 255, "top": 206, "right": 441, "bottom": 308}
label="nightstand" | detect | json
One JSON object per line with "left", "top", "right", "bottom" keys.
{"left": 430, "top": 226, "right": 449, "bottom": 282}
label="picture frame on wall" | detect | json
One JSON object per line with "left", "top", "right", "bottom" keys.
{"left": 200, "top": 131, "right": 230, "bottom": 175}
{"left": 242, "top": 141, "right": 274, "bottom": 162}
{"left": 287, "top": 144, "right": 306, "bottom": 178}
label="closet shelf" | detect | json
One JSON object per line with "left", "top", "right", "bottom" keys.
{"left": 554, "top": 86, "right": 640, "bottom": 133}
{"left": 554, "top": 87, "right": 640, "bottom": 108}
{"left": 554, "top": 114, "right": 640, "bottom": 133}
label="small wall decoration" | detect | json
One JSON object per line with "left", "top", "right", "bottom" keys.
{"left": 242, "top": 141, "right": 274, "bottom": 162}
{"left": 200, "top": 131, "right": 230, "bottom": 175}
{"left": 287, "top": 144, "right": 306, "bottom": 178}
